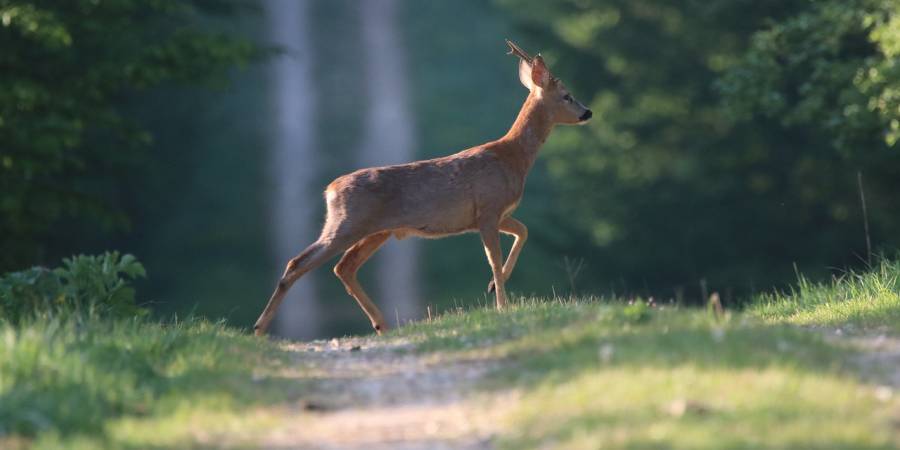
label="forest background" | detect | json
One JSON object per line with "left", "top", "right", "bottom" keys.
{"left": 3, "top": 0, "right": 899, "bottom": 338}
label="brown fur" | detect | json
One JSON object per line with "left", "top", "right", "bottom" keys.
{"left": 254, "top": 41, "right": 591, "bottom": 336}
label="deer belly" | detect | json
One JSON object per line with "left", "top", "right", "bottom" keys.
{"left": 391, "top": 195, "right": 475, "bottom": 239}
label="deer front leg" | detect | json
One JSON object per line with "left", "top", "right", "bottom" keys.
{"left": 254, "top": 236, "right": 350, "bottom": 337}
{"left": 487, "top": 216, "right": 528, "bottom": 293}
{"left": 254, "top": 241, "right": 328, "bottom": 337}
{"left": 479, "top": 220, "right": 507, "bottom": 309}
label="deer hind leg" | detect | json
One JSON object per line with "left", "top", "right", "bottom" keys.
{"left": 254, "top": 235, "right": 353, "bottom": 337}
{"left": 479, "top": 219, "right": 508, "bottom": 309}
{"left": 488, "top": 216, "right": 528, "bottom": 293}
{"left": 334, "top": 232, "right": 391, "bottom": 335}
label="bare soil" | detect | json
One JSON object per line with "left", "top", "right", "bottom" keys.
{"left": 249, "top": 327, "right": 900, "bottom": 449}
{"left": 825, "top": 327, "right": 900, "bottom": 389}
{"left": 259, "top": 336, "right": 517, "bottom": 450}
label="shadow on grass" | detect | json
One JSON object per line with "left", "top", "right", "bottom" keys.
{"left": 395, "top": 299, "right": 899, "bottom": 449}
{"left": 399, "top": 299, "right": 849, "bottom": 381}
{"left": 0, "top": 318, "right": 314, "bottom": 449}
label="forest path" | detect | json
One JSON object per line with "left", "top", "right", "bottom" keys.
{"left": 825, "top": 328, "right": 900, "bottom": 389}
{"left": 241, "top": 324, "right": 900, "bottom": 449}
{"left": 259, "top": 336, "right": 516, "bottom": 449}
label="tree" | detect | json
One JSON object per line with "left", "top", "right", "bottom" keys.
{"left": 0, "top": 0, "right": 257, "bottom": 271}
{"left": 719, "top": 0, "right": 900, "bottom": 251}
{"left": 721, "top": 0, "right": 900, "bottom": 151}
{"left": 496, "top": 0, "right": 900, "bottom": 299}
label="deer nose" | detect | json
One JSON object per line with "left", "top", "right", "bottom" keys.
{"left": 579, "top": 110, "right": 593, "bottom": 121}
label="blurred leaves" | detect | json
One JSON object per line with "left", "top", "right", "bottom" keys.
{"left": 0, "top": 0, "right": 258, "bottom": 271}
{"left": 497, "top": 0, "right": 900, "bottom": 297}
{"left": 719, "top": 0, "right": 900, "bottom": 151}
{"left": 0, "top": 251, "right": 146, "bottom": 323}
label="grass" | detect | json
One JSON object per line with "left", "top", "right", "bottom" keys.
{"left": 0, "top": 315, "right": 300, "bottom": 449}
{"left": 389, "top": 260, "right": 900, "bottom": 449}
{"left": 750, "top": 259, "right": 900, "bottom": 331}
{"left": 3, "top": 260, "right": 899, "bottom": 448}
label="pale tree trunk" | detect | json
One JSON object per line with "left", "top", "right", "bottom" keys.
{"left": 358, "top": 0, "right": 421, "bottom": 325}
{"left": 266, "top": 0, "right": 319, "bottom": 340}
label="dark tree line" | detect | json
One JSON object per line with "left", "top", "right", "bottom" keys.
{"left": 496, "top": 0, "right": 900, "bottom": 299}
{"left": 0, "top": 0, "right": 257, "bottom": 271}
{"left": 3, "top": 0, "right": 900, "bottom": 320}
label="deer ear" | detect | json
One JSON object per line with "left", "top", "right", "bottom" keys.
{"left": 531, "top": 55, "right": 550, "bottom": 88}
{"left": 518, "top": 59, "right": 534, "bottom": 90}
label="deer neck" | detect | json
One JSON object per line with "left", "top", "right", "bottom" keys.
{"left": 501, "top": 92, "right": 554, "bottom": 168}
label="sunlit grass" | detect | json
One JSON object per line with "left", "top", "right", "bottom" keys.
{"left": 0, "top": 315, "right": 299, "bottom": 449}
{"left": 504, "top": 366, "right": 896, "bottom": 450}
{"left": 392, "top": 267, "right": 900, "bottom": 449}
{"left": 4, "top": 260, "right": 900, "bottom": 448}
{"left": 750, "top": 258, "right": 900, "bottom": 331}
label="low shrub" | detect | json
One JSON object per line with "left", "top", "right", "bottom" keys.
{"left": 0, "top": 252, "right": 147, "bottom": 323}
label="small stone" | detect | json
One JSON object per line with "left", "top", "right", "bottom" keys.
{"left": 350, "top": 345, "right": 361, "bottom": 352}
{"left": 776, "top": 339, "right": 791, "bottom": 352}
{"left": 711, "top": 328, "right": 725, "bottom": 343}
{"left": 665, "top": 399, "right": 711, "bottom": 417}
{"left": 299, "top": 400, "right": 327, "bottom": 412}
{"left": 598, "top": 343, "right": 615, "bottom": 363}
{"left": 875, "top": 385, "right": 893, "bottom": 402}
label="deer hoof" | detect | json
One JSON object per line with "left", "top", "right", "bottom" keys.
{"left": 487, "top": 279, "right": 496, "bottom": 293}
{"left": 373, "top": 323, "right": 388, "bottom": 336}
{"left": 253, "top": 324, "right": 266, "bottom": 337}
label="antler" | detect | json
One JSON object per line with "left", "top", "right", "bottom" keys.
{"left": 506, "top": 39, "right": 533, "bottom": 64}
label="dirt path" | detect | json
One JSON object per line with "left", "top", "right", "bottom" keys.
{"left": 260, "top": 336, "right": 516, "bottom": 450}
{"left": 246, "top": 326, "right": 899, "bottom": 449}
{"left": 825, "top": 328, "right": 900, "bottom": 389}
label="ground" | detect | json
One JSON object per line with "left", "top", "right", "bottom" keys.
{"left": 242, "top": 301, "right": 900, "bottom": 450}
{"left": 261, "top": 337, "right": 503, "bottom": 449}
{"left": 3, "top": 261, "right": 900, "bottom": 449}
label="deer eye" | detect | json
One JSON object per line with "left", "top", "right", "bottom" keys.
{"left": 563, "top": 94, "right": 573, "bottom": 102}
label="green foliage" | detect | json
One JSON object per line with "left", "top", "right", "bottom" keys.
{"left": 620, "top": 299, "right": 651, "bottom": 323}
{"left": 494, "top": 0, "right": 900, "bottom": 297}
{"left": 0, "top": 252, "right": 146, "bottom": 323}
{"left": 0, "top": 0, "right": 258, "bottom": 272}
{"left": 720, "top": 0, "right": 900, "bottom": 150}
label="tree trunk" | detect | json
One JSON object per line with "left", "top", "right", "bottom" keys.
{"left": 358, "top": 0, "right": 421, "bottom": 325}
{"left": 266, "top": 0, "right": 320, "bottom": 339}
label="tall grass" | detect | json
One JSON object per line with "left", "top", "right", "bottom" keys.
{"left": 0, "top": 315, "right": 291, "bottom": 448}
{"left": 0, "top": 254, "right": 296, "bottom": 448}
{"left": 750, "top": 258, "right": 900, "bottom": 330}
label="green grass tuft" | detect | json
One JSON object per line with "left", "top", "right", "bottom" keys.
{"left": 0, "top": 315, "right": 298, "bottom": 449}
{"left": 750, "top": 258, "right": 900, "bottom": 331}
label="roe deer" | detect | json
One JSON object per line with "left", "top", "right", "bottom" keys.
{"left": 254, "top": 40, "right": 592, "bottom": 336}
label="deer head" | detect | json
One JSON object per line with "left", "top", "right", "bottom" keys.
{"left": 507, "top": 39, "right": 592, "bottom": 125}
